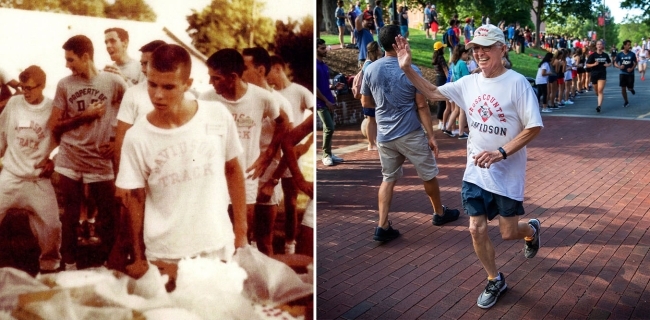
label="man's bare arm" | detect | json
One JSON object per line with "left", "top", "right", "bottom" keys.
{"left": 47, "top": 102, "right": 106, "bottom": 142}
{"left": 477, "top": 126, "right": 542, "bottom": 168}
{"left": 225, "top": 158, "right": 248, "bottom": 248}
{"left": 415, "top": 93, "right": 439, "bottom": 158}
{"left": 119, "top": 187, "right": 148, "bottom": 279}
{"left": 114, "top": 120, "right": 132, "bottom": 170}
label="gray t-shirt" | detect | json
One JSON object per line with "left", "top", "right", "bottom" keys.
{"left": 53, "top": 72, "right": 126, "bottom": 174}
{"left": 360, "top": 56, "right": 423, "bottom": 142}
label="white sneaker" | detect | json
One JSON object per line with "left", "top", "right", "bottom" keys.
{"left": 285, "top": 241, "right": 296, "bottom": 254}
{"left": 331, "top": 154, "right": 344, "bottom": 163}
{"left": 541, "top": 108, "right": 553, "bottom": 113}
{"left": 565, "top": 100, "right": 574, "bottom": 104}
{"left": 322, "top": 156, "right": 334, "bottom": 166}
{"left": 438, "top": 122, "right": 443, "bottom": 130}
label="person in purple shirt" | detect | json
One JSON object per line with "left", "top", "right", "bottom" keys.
{"left": 316, "top": 39, "right": 344, "bottom": 167}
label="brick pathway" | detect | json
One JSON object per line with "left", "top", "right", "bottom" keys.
{"left": 316, "top": 113, "right": 650, "bottom": 318}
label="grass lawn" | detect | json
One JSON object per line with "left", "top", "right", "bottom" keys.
{"left": 320, "top": 28, "right": 549, "bottom": 78}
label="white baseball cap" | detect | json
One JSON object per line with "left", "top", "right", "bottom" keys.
{"left": 467, "top": 24, "right": 506, "bottom": 49}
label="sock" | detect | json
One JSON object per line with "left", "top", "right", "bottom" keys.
{"left": 88, "top": 218, "right": 96, "bottom": 224}
{"left": 488, "top": 273, "right": 502, "bottom": 281}
{"left": 524, "top": 225, "right": 536, "bottom": 241}
{"left": 79, "top": 220, "right": 84, "bottom": 225}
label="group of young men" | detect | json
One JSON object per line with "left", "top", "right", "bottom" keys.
{"left": 0, "top": 27, "right": 314, "bottom": 281}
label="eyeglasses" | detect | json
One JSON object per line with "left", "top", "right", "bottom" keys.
{"left": 21, "top": 84, "right": 42, "bottom": 91}
{"left": 471, "top": 44, "right": 503, "bottom": 53}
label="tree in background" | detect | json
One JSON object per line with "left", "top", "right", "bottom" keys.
{"left": 618, "top": 16, "right": 650, "bottom": 45}
{"left": 620, "top": 0, "right": 650, "bottom": 24}
{"left": 104, "top": 0, "right": 156, "bottom": 21}
{"left": 532, "top": 0, "right": 594, "bottom": 47}
{"left": 272, "top": 16, "right": 314, "bottom": 90}
{"left": 186, "top": 0, "right": 276, "bottom": 55}
{"left": 0, "top": 0, "right": 155, "bottom": 21}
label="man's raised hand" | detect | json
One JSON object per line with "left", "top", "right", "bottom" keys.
{"left": 393, "top": 35, "right": 412, "bottom": 70}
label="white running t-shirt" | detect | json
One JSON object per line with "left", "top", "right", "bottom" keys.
{"left": 438, "top": 70, "right": 543, "bottom": 201}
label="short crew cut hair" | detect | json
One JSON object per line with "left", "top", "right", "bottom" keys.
{"left": 140, "top": 40, "right": 166, "bottom": 53}
{"left": 105, "top": 27, "right": 129, "bottom": 42}
{"left": 63, "top": 35, "right": 94, "bottom": 60}
{"left": 150, "top": 44, "right": 192, "bottom": 79}
{"left": 206, "top": 48, "right": 245, "bottom": 77}
{"left": 19, "top": 65, "right": 46, "bottom": 86}
{"left": 270, "top": 55, "right": 286, "bottom": 67}
{"left": 242, "top": 47, "right": 271, "bottom": 76}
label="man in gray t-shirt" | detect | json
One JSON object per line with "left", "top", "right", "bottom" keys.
{"left": 46, "top": 35, "right": 127, "bottom": 270}
{"left": 360, "top": 25, "right": 460, "bottom": 243}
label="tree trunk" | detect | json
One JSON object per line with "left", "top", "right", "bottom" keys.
{"left": 319, "top": 0, "right": 338, "bottom": 34}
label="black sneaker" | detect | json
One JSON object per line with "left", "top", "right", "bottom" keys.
{"left": 549, "top": 105, "right": 559, "bottom": 109}
{"left": 442, "top": 130, "right": 456, "bottom": 137}
{"left": 373, "top": 221, "right": 400, "bottom": 242}
{"left": 477, "top": 272, "right": 507, "bottom": 309}
{"left": 624, "top": 102, "right": 630, "bottom": 108}
{"left": 524, "top": 219, "right": 541, "bottom": 258}
{"left": 630, "top": 88, "right": 636, "bottom": 95}
{"left": 596, "top": 106, "right": 601, "bottom": 113}
{"left": 458, "top": 133, "right": 469, "bottom": 140}
{"left": 432, "top": 206, "right": 460, "bottom": 226}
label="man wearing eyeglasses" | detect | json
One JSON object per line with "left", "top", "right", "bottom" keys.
{"left": 394, "top": 24, "right": 543, "bottom": 309}
{"left": 0, "top": 65, "right": 62, "bottom": 273}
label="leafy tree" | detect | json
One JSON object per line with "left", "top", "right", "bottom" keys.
{"left": 618, "top": 16, "right": 650, "bottom": 45}
{"left": 620, "top": 0, "right": 650, "bottom": 23}
{"left": 271, "top": 16, "right": 313, "bottom": 90}
{"left": 0, "top": 0, "right": 155, "bottom": 21}
{"left": 532, "top": 0, "right": 595, "bottom": 47}
{"left": 105, "top": 0, "right": 156, "bottom": 22}
{"left": 187, "top": 0, "right": 276, "bottom": 55}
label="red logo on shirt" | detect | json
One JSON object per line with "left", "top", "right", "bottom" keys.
{"left": 469, "top": 94, "right": 506, "bottom": 123}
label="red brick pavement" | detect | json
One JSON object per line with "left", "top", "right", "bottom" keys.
{"left": 316, "top": 117, "right": 650, "bottom": 319}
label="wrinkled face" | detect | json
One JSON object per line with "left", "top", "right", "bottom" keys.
{"left": 64, "top": 50, "right": 85, "bottom": 76}
{"left": 208, "top": 67, "right": 237, "bottom": 97}
{"left": 147, "top": 66, "right": 190, "bottom": 112}
{"left": 104, "top": 31, "right": 127, "bottom": 62}
{"left": 471, "top": 42, "right": 505, "bottom": 75}
{"left": 21, "top": 78, "right": 44, "bottom": 105}
{"left": 140, "top": 51, "right": 153, "bottom": 76}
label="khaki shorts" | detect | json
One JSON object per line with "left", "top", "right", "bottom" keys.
{"left": 377, "top": 129, "right": 439, "bottom": 182}
{"left": 55, "top": 167, "right": 114, "bottom": 183}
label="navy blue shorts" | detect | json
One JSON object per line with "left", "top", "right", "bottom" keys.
{"left": 461, "top": 181, "right": 525, "bottom": 221}
{"left": 362, "top": 107, "right": 375, "bottom": 117}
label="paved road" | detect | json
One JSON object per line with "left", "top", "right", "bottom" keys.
{"left": 316, "top": 70, "right": 650, "bottom": 319}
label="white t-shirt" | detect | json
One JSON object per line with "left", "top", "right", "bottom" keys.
{"left": 565, "top": 57, "right": 573, "bottom": 80}
{"left": 438, "top": 70, "right": 543, "bottom": 201}
{"left": 117, "top": 81, "right": 194, "bottom": 125}
{"left": 535, "top": 62, "right": 550, "bottom": 85}
{"left": 278, "top": 83, "right": 314, "bottom": 127}
{"left": 199, "top": 84, "right": 280, "bottom": 204}
{"left": 114, "top": 59, "right": 145, "bottom": 87}
{"left": 257, "top": 89, "right": 294, "bottom": 205}
{"left": 115, "top": 100, "right": 243, "bottom": 261}
{"left": 0, "top": 95, "right": 54, "bottom": 178}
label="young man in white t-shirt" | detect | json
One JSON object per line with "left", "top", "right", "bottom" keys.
{"left": 0, "top": 66, "right": 61, "bottom": 273}
{"left": 395, "top": 24, "right": 544, "bottom": 309}
{"left": 47, "top": 35, "right": 127, "bottom": 270}
{"left": 241, "top": 46, "right": 293, "bottom": 255}
{"left": 116, "top": 44, "right": 247, "bottom": 281}
{"left": 267, "top": 55, "right": 315, "bottom": 254}
{"left": 199, "top": 48, "right": 287, "bottom": 247}
{"left": 103, "top": 28, "right": 144, "bottom": 87}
